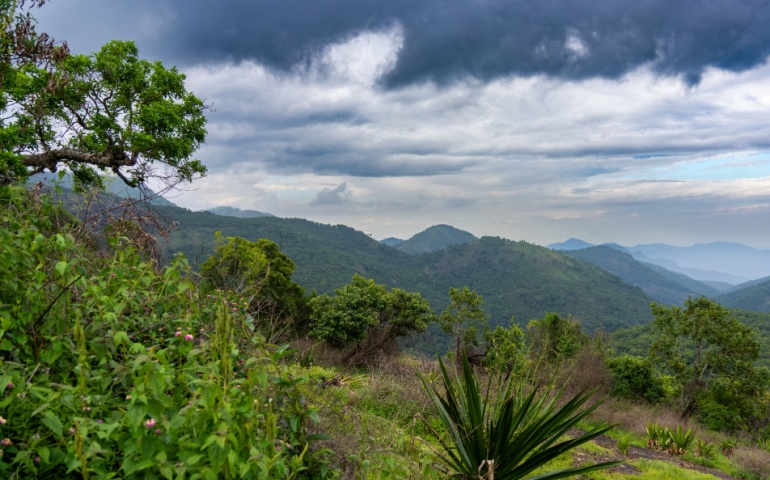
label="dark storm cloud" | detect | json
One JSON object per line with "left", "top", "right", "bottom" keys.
{"left": 131, "top": 0, "right": 770, "bottom": 86}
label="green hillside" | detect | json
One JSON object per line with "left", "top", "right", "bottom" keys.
{"left": 717, "top": 277, "right": 770, "bottom": 312}
{"left": 395, "top": 224, "right": 477, "bottom": 254}
{"left": 565, "top": 246, "right": 717, "bottom": 305}
{"left": 157, "top": 206, "right": 653, "bottom": 334}
{"left": 419, "top": 238, "right": 653, "bottom": 332}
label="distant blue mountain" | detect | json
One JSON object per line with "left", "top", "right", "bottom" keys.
{"left": 547, "top": 238, "right": 595, "bottom": 251}
{"left": 549, "top": 238, "right": 770, "bottom": 284}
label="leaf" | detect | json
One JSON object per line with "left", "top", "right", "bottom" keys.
{"left": 41, "top": 411, "right": 63, "bottom": 439}
{"left": 55, "top": 261, "right": 68, "bottom": 277}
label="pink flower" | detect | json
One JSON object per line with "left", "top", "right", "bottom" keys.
{"left": 184, "top": 334, "right": 193, "bottom": 341}
{"left": 175, "top": 331, "right": 181, "bottom": 337}
{"left": 0, "top": 438, "right": 12, "bottom": 446}
{"left": 97, "top": 419, "right": 104, "bottom": 424}
{"left": 154, "top": 428, "right": 162, "bottom": 435}
{"left": 0, "top": 416, "right": 6, "bottom": 425}
{"left": 125, "top": 395, "right": 132, "bottom": 400}
{"left": 144, "top": 418, "right": 156, "bottom": 428}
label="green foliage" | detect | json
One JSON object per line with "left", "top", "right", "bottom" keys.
{"left": 439, "top": 287, "right": 489, "bottom": 361}
{"left": 395, "top": 224, "right": 476, "bottom": 255}
{"left": 309, "top": 274, "right": 433, "bottom": 355}
{"left": 200, "top": 232, "right": 308, "bottom": 341}
{"left": 650, "top": 297, "right": 769, "bottom": 427}
{"left": 483, "top": 320, "right": 526, "bottom": 374}
{"left": 419, "top": 354, "right": 621, "bottom": 479}
{"left": 605, "top": 355, "right": 666, "bottom": 403}
{"left": 155, "top": 207, "right": 656, "bottom": 344}
{"left": 646, "top": 423, "right": 696, "bottom": 456}
{"left": 0, "top": 190, "right": 334, "bottom": 478}
{"left": 695, "top": 440, "right": 716, "bottom": 460}
{"left": 526, "top": 312, "right": 588, "bottom": 364}
{"left": 2, "top": 3, "right": 207, "bottom": 189}
{"left": 664, "top": 425, "right": 696, "bottom": 456}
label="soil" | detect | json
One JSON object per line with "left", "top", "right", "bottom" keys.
{"left": 568, "top": 428, "right": 736, "bottom": 479}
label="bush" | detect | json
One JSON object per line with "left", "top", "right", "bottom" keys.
{"left": 0, "top": 191, "right": 335, "bottom": 478}
{"left": 606, "top": 355, "right": 666, "bottom": 403}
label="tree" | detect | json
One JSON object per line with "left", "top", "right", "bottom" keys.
{"left": 201, "top": 233, "right": 307, "bottom": 341}
{"left": 526, "top": 312, "right": 587, "bottom": 364}
{"left": 650, "top": 296, "right": 768, "bottom": 422}
{"left": 483, "top": 319, "right": 526, "bottom": 376}
{"left": 309, "top": 274, "right": 433, "bottom": 361}
{"left": 439, "top": 287, "right": 489, "bottom": 364}
{"left": 2, "top": 1, "right": 207, "bottom": 190}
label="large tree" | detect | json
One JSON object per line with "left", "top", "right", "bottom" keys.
{"left": 1, "top": 0, "right": 207, "bottom": 190}
{"left": 650, "top": 296, "right": 768, "bottom": 424}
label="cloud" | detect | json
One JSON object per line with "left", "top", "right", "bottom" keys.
{"left": 310, "top": 182, "right": 352, "bottom": 205}
{"left": 35, "top": 0, "right": 770, "bottom": 87}
{"left": 27, "top": 1, "right": 770, "bottom": 251}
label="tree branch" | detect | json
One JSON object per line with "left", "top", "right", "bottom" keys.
{"left": 22, "top": 147, "right": 133, "bottom": 170}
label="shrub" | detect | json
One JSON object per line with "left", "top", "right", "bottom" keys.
{"left": 309, "top": 274, "right": 433, "bottom": 364}
{"left": 0, "top": 192, "right": 335, "bottom": 478}
{"left": 605, "top": 355, "right": 666, "bottom": 403}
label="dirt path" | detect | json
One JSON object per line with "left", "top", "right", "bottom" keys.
{"left": 568, "top": 429, "right": 736, "bottom": 479}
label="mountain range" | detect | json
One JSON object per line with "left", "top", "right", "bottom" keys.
{"left": 548, "top": 238, "right": 770, "bottom": 285}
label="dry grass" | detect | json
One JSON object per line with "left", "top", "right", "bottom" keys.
{"left": 731, "top": 446, "right": 770, "bottom": 479}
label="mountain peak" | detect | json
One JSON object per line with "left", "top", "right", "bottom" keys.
{"left": 396, "top": 224, "right": 477, "bottom": 254}
{"left": 547, "top": 238, "right": 595, "bottom": 251}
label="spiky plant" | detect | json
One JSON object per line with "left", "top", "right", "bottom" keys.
{"left": 645, "top": 422, "right": 662, "bottom": 450}
{"left": 665, "top": 425, "right": 696, "bottom": 456}
{"left": 695, "top": 440, "right": 715, "bottom": 459}
{"left": 419, "top": 354, "right": 622, "bottom": 479}
{"left": 719, "top": 439, "right": 735, "bottom": 456}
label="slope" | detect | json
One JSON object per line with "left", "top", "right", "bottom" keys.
{"left": 717, "top": 278, "right": 770, "bottom": 312}
{"left": 564, "top": 246, "right": 717, "bottom": 305}
{"left": 419, "top": 237, "right": 653, "bottom": 332}
{"left": 396, "top": 224, "right": 477, "bottom": 254}
{"left": 157, "top": 206, "right": 653, "bottom": 335}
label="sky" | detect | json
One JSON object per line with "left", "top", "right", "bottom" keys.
{"left": 31, "top": 0, "right": 770, "bottom": 248}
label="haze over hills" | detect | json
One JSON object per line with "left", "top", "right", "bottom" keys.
{"left": 549, "top": 238, "right": 770, "bottom": 284}
{"left": 563, "top": 246, "right": 719, "bottom": 306}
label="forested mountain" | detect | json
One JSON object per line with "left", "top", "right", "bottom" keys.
{"left": 717, "top": 278, "right": 770, "bottom": 312}
{"left": 564, "top": 246, "right": 718, "bottom": 305}
{"left": 205, "top": 205, "right": 275, "bottom": 218}
{"left": 395, "top": 224, "right": 477, "bottom": 254}
{"left": 416, "top": 238, "right": 652, "bottom": 332}
{"left": 156, "top": 205, "right": 653, "bottom": 332}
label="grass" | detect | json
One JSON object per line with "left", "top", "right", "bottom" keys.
{"left": 290, "top": 351, "right": 769, "bottom": 479}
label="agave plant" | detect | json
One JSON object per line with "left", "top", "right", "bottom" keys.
{"left": 665, "top": 425, "right": 696, "bottom": 456}
{"left": 645, "top": 422, "right": 662, "bottom": 450}
{"left": 719, "top": 439, "right": 736, "bottom": 456}
{"left": 695, "top": 440, "right": 715, "bottom": 459}
{"left": 419, "top": 354, "right": 622, "bottom": 479}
